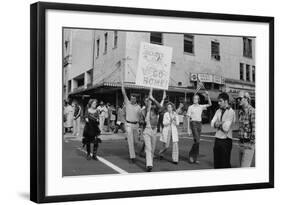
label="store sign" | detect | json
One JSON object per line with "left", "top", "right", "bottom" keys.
{"left": 198, "top": 73, "right": 213, "bottom": 83}
{"left": 136, "top": 42, "right": 173, "bottom": 90}
{"left": 191, "top": 73, "right": 225, "bottom": 85}
{"left": 213, "top": 75, "right": 223, "bottom": 84}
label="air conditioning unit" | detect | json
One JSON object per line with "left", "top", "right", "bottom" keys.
{"left": 190, "top": 73, "right": 197, "bottom": 81}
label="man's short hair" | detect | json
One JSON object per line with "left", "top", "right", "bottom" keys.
{"left": 218, "top": 92, "right": 229, "bottom": 102}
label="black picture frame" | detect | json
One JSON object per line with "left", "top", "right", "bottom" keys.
{"left": 30, "top": 1, "right": 274, "bottom": 203}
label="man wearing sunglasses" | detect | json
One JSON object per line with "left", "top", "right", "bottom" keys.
{"left": 236, "top": 91, "right": 255, "bottom": 167}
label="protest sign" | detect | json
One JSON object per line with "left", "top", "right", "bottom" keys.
{"left": 135, "top": 42, "right": 172, "bottom": 90}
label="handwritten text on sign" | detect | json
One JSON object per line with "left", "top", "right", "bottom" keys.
{"left": 136, "top": 42, "right": 173, "bottom": 90}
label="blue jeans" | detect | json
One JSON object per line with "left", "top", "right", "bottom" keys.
{"left": 239, "top": 142, "right": 255, "bottom": 167}
{"left": 189, "top": 121, "right": 202, "bottom": 161}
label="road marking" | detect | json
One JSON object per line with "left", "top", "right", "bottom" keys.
{"left": 77, "top": 147, "right": 128, "bottom": 174}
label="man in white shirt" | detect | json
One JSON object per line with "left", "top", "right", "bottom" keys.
{"left": 187, "top": 91, "right": 212, "bottom": 164}
{"left": 211, "top": 92, "right": 236, "bottom": 169}
{"left": 120, "top": 67, "right": 141, "bottom": 163}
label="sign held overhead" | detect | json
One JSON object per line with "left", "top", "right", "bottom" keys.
{"left": 135, "top": 42, "right": 173, "bottom": 90}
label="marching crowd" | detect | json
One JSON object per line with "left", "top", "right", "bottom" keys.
{"left": 64, "top": 74, "right": 255, "bottom": 172}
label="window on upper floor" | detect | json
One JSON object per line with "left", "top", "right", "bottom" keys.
{"left": 150, "top": 32, "right": 162, "bottom": 45}
{"left": 96, "top": 39, "right": 100, "bottom": 58}
{"left": 243, "top": 37, "right": 253, "bottom": 58}
{"left": 211, "top": 41, "right": 220, "bottom": 61}
{"left": 184, "top": 34, "right": 194, "bottom": 54}
{"left": 104, "top": 33, "right": 108, "bottom": 54}
{"left": 252, "top": 66, "right": 255, "bottom": 82}
{"left": 113, "top": 31, "right": 118, "bottom": 48}
{"left": 246, "top": 64, "right": 250, "bottom": 81}
{"left": 240, "top": 63, "right": 244, "bottom": 80}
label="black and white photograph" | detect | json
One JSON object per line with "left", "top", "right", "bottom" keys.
{"left": 62, "top": 28, "right": 256, "bottom": 176}
{"left": 29, "top": 1, "right": 274, "bottom": 203}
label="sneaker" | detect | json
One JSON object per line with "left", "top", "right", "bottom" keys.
{"left": 173, "top": 161, "right": 178, "bottom": 165}
{"left": 130, "top": 158, "right": 136, "bottom": 163}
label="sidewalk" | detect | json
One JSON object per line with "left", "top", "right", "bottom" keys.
{"left": 64, "top": 122, "right": 240, "bottom": 142}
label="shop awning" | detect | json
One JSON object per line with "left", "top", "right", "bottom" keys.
{"left": 69, "top": 82, "right": 197, "bottom": 96}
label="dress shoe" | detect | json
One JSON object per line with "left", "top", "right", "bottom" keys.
{"left": 146, "top": 166, "right": 153, "bottom": 172}
{"left": 92, "top": 155, "right": 98, "bottom": 160}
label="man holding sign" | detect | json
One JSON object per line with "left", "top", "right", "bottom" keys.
{"left": 120, "top": 65, "right": 142, "bottom": 163}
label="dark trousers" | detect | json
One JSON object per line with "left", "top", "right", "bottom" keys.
{"left": 86, "top": 140, "right": 99, "bottom": 157}
{"left": 157, "top": 115, "right": 164, "bottom": 132}
{"left": 189, "top": 121, "right": 202, "bottom": 161}
{"left": 213, "top": 138, "right": 233, "bottom": 169}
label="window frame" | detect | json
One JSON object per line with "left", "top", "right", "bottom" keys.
{"left": 183, "top": 34, "right": 194, "bottom": 54}
{"left": 211, "top": 41, "right": 220, "bottom": 61}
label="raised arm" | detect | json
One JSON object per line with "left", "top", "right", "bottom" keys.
{"left": 205, "top": 91, "right": 212, "bottom": 107}
{"left": 160, "top": 90, "right": 167, "bottom": 107}
{"left": 149, "top": 87, "right": 162, "bottom": 109}
{"left": 120, "top": 64, "right": 129, "bottom": 103}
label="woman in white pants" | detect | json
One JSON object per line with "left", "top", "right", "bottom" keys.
{"left": 159, "top": 102, "right": 180, "bottom": 164}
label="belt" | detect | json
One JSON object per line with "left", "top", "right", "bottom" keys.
{"left": 126, "top": 120, "right": 138, "bottom": 124}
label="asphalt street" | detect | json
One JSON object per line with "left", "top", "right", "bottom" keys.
{"left": 63, "top": 127, "right": 245, "bottom": 176}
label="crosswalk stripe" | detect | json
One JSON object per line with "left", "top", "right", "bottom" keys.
{"left": 77, "top": 147, "right": 128, "bottom": 174}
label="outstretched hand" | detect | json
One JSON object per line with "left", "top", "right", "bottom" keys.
{"left": 163, "top": 90, "right": 167, "bottom": 100}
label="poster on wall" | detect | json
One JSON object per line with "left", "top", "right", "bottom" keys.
{"left": 135, "top": 42, "right": 173, "bottom": 90}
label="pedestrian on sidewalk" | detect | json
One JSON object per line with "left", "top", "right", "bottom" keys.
{"left": 211, "top": 92, "right": 236, "bottom": 169}
{"left": 142, "top": 88, "right": 159, "bottom": 172}
{"left": 120, "top": 66, "right": 141, "bottom": 163}
{"left": 72, "top": 100, "right": 81, "bottom": 136}
{"left": 187, "top": 91, "right": 212, "bottom": 164}
{"left": 64, "top": 100, "right": 74, "bottom": 133}
{"left": 82, "top": 99, "right": 101, "bottom": 160}
{"left": 97, "top": 101, "right": 107, "bottom": 133}
{"left": 159, "top": 102, "right": 180, "bottom": 164}
{"left": 236, "top": 91, "right": 255, "bottom": 167}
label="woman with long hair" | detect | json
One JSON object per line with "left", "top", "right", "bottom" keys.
{"left": 159, "top": 102, "right": 180, "bottom": 164}
{"left": 82, "top": 99, "right": 101, "bottom": 160}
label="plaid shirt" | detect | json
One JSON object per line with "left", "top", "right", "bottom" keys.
{"left": 238, "top": 105, "right": 255, "bottom": 143}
